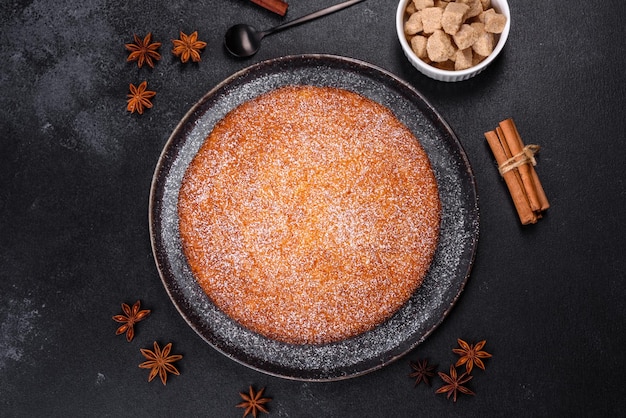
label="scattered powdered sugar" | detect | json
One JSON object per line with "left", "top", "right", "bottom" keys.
{"left": 150, "top": 55, "right": 479, "bottom": 380}
{"left": 95, "top": 372, "right": 106, "bottom": 386}
{"left": 0, "top": 297, "right": 41, "bottom": 371}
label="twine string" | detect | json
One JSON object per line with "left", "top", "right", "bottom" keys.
{"left": 498, "top": 144, "right": 541, "bottom": 176}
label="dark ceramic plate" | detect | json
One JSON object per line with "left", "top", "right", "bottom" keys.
{"left": 149, "top": 54, "right": 479, "bottom": 381}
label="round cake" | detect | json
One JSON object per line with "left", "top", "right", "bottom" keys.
{"left": 178, "top": 85, "right": 441, "bottom": 345}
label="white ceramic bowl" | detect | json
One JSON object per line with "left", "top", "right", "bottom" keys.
{"left": 396, "top": 0, "right": 510, "bottom": 82}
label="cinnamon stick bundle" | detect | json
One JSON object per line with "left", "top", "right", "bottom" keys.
{"left": 485, "top": 118, "right": 549, "bottom": 225}
{"left": 250, "top": 0, "right": 289, "bottom": 16}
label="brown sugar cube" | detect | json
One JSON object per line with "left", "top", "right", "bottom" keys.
{"left": 453, "top": 24, "right": 478, "bottom": 50}
{"left": 434, "top": 0, "right": 450, "bottom": 8}
{"left": 476, "top": 8, "right": 487, "bottom": 22}
{"left": 404, "top": 11, "right": 424, "bottom": 35}
{"left": 457, "top": 0, "right": 484, "bottom": 19}
{"left": 470, "top": 0, "right": 486, "bottom": 17}
{"left": 480, "top": 0, "right": 491, "bottom": 9}
{"left": 412, "top": 0, "right": 434, "bottom": 10}
{"left": 411, "top": 35, "right": 429, "bottom": 59}
{"left": 471, "top": 24, "right": 495, "bottom": 56}
{"left": 454, "top": 48, "right": 473, "bottom": 70}
{"left": 472, "top": 52, "right": 486, "bottom": 65}
{"left": 427, "top": 29, "right": 456, "bottom": 62}
{"left": 421, "top": 7, "right": 443, "bottom": 33}
{"left": 484, "top": 9, "right": 507, "bottom": 33}
{"left": 478, "top": 8, "right": 497, "bottom": 24}
{"left": 470, "top": 21, "right": 485, "bottom": 33}
{"left": 441, "top": 2, "right": 469, "bottom": 35}
{"left": 405, "top": 1, "right": 417, "bottom": 14}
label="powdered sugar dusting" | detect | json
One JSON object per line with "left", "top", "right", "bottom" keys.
{"left": 150, "top": 55, "right": 478, "bottom": 380}
{"left": 0, "top": 297, "right": 40, "bottom": 371}
{"left": 178, "top": 86, "right": 440, "bottom": 345}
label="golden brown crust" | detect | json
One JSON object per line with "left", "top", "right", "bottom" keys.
{"left": 178, "top": 86, "right": 441, "bottom": 344}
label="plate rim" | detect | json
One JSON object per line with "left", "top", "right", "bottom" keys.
{"left": 149, "top": 54, "right": 480, "bottom": 381}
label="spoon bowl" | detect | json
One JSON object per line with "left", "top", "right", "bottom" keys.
{"left": 224, "top": 24, "right": 266, "bottom": 58}
{"left": 224, "top": 0, "right": 366, "bottom": 58}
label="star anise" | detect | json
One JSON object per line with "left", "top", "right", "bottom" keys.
{"left": 236, "top": 386, "right": 271, "bottom": 418}
{"left": 452, "top": 339, "right": 492, "bottom": 374}
{"left": 112, "top": 300, "right": 150, "bottom": 342}
{"left": 125, "top": 33, "right": 162, "bottom": 68}
{"left": 171, "top": 31, "right": 207, "bottom": 63}
{"left": 138, "top": 341, "right": 183, "bottom": 385}
{"left": 409, "top": 358, "right": 436, "bottom": 386}
{"left": 435, "top": 364, "right": 475, "bottom": 402}
{"left": 126, "top": 81, "right": 156, "bottom": 114}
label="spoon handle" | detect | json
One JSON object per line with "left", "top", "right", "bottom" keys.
{"left": 263, "top": 0, "right": 367, "bottom": 36}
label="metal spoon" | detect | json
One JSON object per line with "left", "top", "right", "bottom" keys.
{"left": 224, "top": 0, "right": 366, "bottom": 58}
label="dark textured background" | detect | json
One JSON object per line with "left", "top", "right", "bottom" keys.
{"left": 1, "top": 0, "right": 625, "bottom": 416}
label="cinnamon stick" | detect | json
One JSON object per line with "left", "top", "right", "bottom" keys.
{"left": 499, "top": 119, "right": 550, "bottom": 212}
{"left": 485, "top": 130, "right": 537, "bottom": 225}
{"left": 250, "top": 0, "right": 289, "bottom": 16}
{"left": 485, "top": 118, "right": 549, "bottom": 225}
{"left": 498, "top": 119, "right": 541, "bottom": 212}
